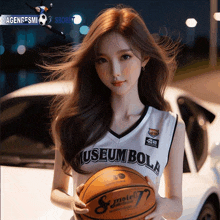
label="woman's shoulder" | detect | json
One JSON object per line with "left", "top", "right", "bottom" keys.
{"left": 149, "top": 105, "right": 177, "bottom": 119}
{"left": 148, "top": 105, "right": 185, "bottom": 129}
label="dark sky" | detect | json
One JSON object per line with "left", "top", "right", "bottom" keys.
{"left": 0, "top": 0, "right": 212, "bottom": 48}
{"left": 0, "top": 0, "right": 215, "bottom": 96}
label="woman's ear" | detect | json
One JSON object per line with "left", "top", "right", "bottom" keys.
{"left": 142, "top": 56, "right": 150, "bottom": 68}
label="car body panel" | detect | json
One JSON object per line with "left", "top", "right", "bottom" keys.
{"left": 159, "top": 170, "right": 220, "bottom": 219}
{"left": 1, "top": 166, "right": 74, "bottom": 220}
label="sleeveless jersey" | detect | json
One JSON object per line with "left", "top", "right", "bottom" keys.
{"left": 71, "top": 106, "right": 178, "bottom": 191}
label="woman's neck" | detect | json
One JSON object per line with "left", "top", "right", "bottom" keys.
{"left": 111, "top": 88, "right": 145, "bottom": 120}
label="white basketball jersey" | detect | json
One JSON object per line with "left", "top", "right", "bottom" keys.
{"left": 71, "top": 106, "right": 178, "bottom": 191}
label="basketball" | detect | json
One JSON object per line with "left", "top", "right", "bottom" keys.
{"left": 79, "top": 166, "right": 156, "bottom": 220}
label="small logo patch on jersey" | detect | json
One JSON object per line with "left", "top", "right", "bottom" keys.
{"left": 148, "top": 128, "right": 159, "bottom": 137}
{"left": 145, "top": 137, "right": 159, "bottom": 148}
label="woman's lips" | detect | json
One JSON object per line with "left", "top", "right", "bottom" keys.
{"left": 112, "top": 81, "right": 125, "bottom": 87}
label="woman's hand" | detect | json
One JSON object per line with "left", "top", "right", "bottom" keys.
{"left": 144, "top": 177, "right": 165, "bottom": 220}
{"left": 72, "top": 184, "right": 89, "bottom": 220}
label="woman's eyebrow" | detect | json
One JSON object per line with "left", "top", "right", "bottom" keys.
{"left": 97, "top": 49, "right": 133, "bottom": 56}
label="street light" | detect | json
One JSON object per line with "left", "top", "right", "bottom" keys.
{"left": 185, "top": 18, "right": 197, "bottom": 46}
{"left": 71, "top": 14, "right": 83, "bottom": 44}
{"left": 72, "top": 14, "right": 82, "bottom": 25}
{"left": 214, "top": 12, "right": 220, "bottom": 21}
{"left": 186, "top": 18, "right": 197, "bottom": 28}
{"left": 79, "top": 25, "right": 89, "bottom": 35}
{"left": 17, "top": 45, "right": 26, "bottom": 55}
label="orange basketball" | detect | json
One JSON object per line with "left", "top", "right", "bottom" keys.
{"left": 79, "top": 166, "right": 156, "bottom": 220}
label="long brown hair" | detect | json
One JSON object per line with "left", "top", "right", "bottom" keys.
{"left": 43, "top": 4, "right": 178, "bottom": 174}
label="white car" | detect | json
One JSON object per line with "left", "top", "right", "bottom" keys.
{"left": 1, "top": 81, "right": 220, "bottom": 220}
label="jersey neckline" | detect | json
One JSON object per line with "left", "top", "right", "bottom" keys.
{"left": 108, "top": 105, "right": 149, "bottom": 139}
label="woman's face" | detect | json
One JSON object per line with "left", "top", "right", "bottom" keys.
{"left": 95, "top": 32, "right": 149, "bottom": 96}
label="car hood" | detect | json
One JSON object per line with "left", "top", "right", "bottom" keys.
{"left": 1, "top": 166, "right": 74, "bottom": 220}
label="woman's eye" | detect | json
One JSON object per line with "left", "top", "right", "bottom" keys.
{"left": 121, "top": 54, "right": 131, "bottom": 60}
{"left": 95, "top": 58, "right": 107, "bottom": 64}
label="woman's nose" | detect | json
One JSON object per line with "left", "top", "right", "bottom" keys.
{"left": 111, "top": 61, "right": 121, "bottom": 78}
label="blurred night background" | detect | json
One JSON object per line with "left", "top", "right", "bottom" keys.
{"left": 1, "top": 0, "right": 220, "bottom": 98}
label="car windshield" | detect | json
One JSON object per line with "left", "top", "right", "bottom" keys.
{"left": 0, "top": 95, "right": 55, "bottom": 168}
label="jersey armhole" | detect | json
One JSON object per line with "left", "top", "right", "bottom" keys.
{"left": 165, "top": 114, "right": 178, "bottom": 167}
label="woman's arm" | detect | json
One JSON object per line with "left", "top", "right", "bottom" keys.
{"left": 50, "top": 145, "right": 74, "bottom": 210}
{"left": 162, "top": 117, "right": 185, "bottom": 219}
{"left": 145, "top": 117, "right": 185, "bottom": 220}
{"left": 50, "top": 143, "right": 89, "bottom": 217}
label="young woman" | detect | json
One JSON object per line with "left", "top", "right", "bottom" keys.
{"left": 48, "top": 4, "right": 185, "bottom": 220}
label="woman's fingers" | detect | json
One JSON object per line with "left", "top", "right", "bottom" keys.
{"left": 76, "top": 184, "right": 85, "bottom": 195}
{"left": 145, "top": 211, "right": 155, "bottom": 219}
{"left": 145, "top": 217, "right": 162, "bottom": 220}
{"left": 145, "top": 212, "right": 156, "bottom": 219}
{"left": 73, "top": 202, "right": 89, "bottom": 214}
{"left": 73, "top": 196, "right": 89, "bottom": 214}
{"left": 74, "top": 206, "right": 89, "bottom": 214}
{"left": 145, "top": 211, "right": 162, "bottom": 220}
{"left": 74, "top": 198, "right": 87, "bottom": 208}
{"left": 71, "top": 193, "right": 89, "bottom": 215}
